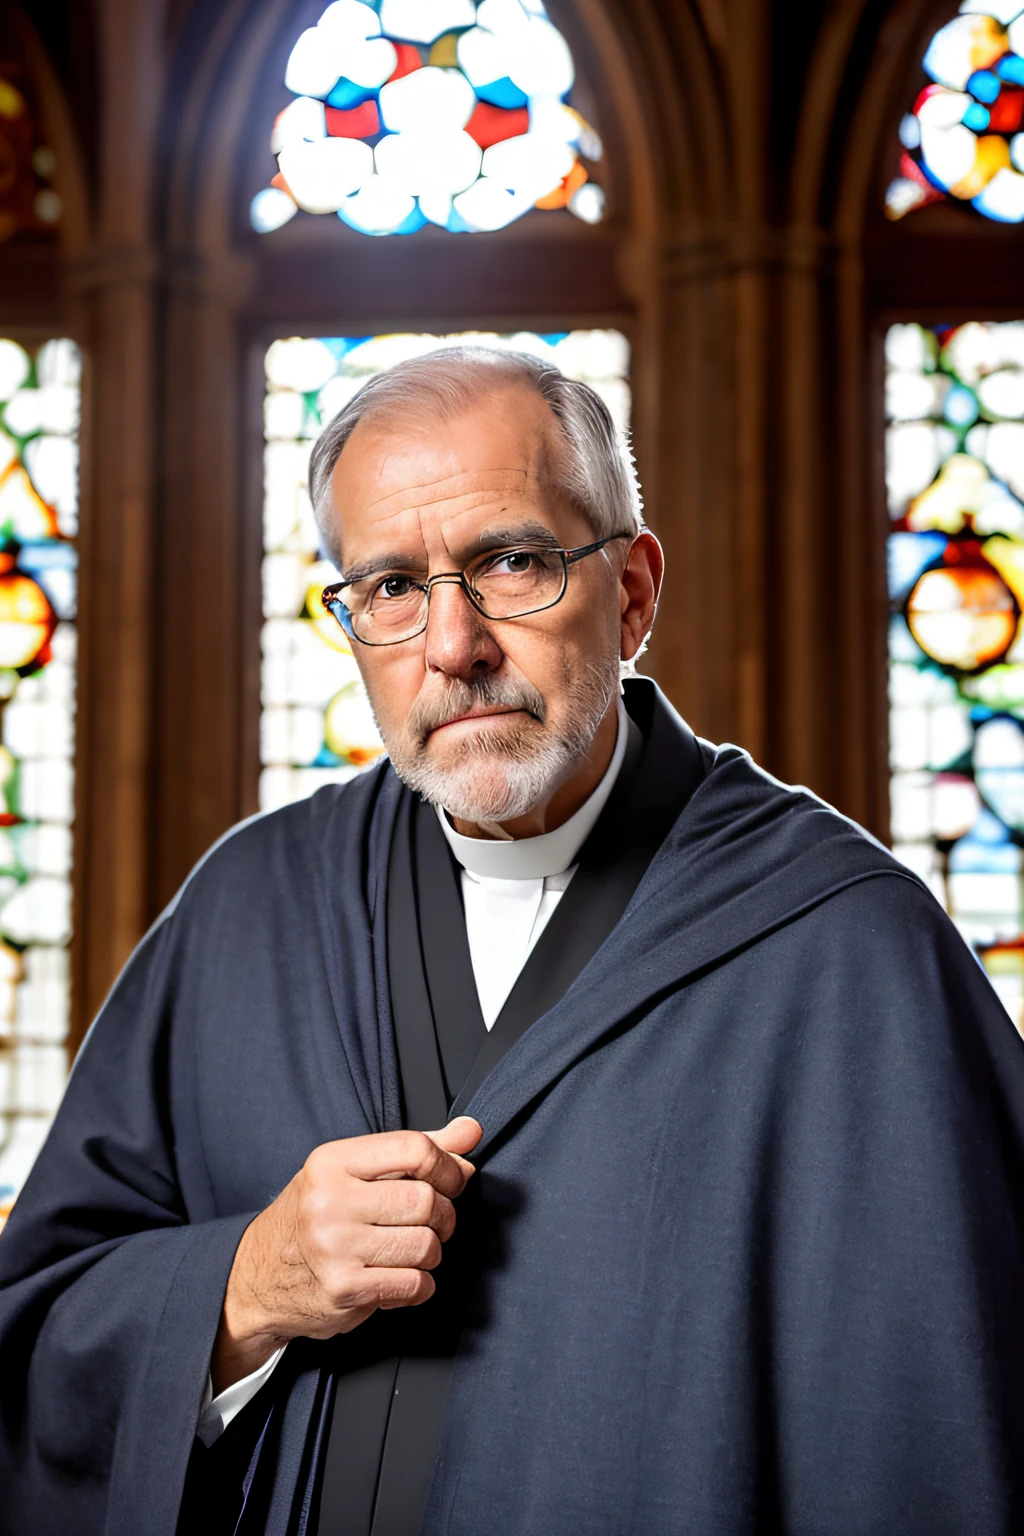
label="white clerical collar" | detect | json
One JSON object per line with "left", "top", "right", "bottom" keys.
{"left": 437, "top": 696, "right": 629, "bottom": 881}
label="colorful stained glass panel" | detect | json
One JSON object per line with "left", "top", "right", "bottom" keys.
{"left": 250, "top": 0, "right": 606, "bottom": 236}
{"left": 260, "top": 329, "right": 630, "bottom": 813}
{"left": 887, "top": 321, "right": 1024, "bottom": 1028}
{"left": 0, "top": 338, "right": 79, "bottom": 1223}
{"left": 887, "top": 3, "right": 1024, "bottom": 221}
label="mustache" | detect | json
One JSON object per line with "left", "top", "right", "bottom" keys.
{"left": 407, "top": 674, "right": 547, "bottom": 747}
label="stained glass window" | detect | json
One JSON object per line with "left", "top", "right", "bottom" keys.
{"left": 250, "top": 0, "right": 606, "bottom": 236}
{"left": 0, "top": 338, "right": 79, "bottom": 1223}
{"left": 887, "top": 2, "right": 1024, "bottom": 222}
{"left": 0, "top": 62, "right": 63, "bottom": 244}
{"left": 886, "top": 321, "right": 1024, "bottom": 1028}
{"left": 261, "top": 329, "right": 630, "bottom": 813}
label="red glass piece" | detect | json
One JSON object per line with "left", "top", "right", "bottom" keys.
{"left": 899, "top": 151, "right": 946, "bottom": 206}
{"left": 912, "top": 83, "right": 944, "bottom": 116}
{"left": 325, "top": 100, "right": 380, "bottom": 139}
{"left": 988, "top": 85, "right": 1024, "bottom": 133}
{"left": 387, "top": 43, "right": 423, "bottom": 83}
{"left": 271, "top": 169, "right": 295, "bottom": 198}
{"left": 465, "top": 102, "right": 530, "bottom": 149}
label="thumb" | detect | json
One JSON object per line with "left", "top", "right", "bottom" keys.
{"left": 427, "top": 1115, "right": 483, "bottom": 1172}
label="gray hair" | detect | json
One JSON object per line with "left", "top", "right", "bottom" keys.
{"left": 308, "top": 346, "right": 644, "bottom": 564}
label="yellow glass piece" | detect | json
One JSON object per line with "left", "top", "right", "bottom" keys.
{"left": 0, "top": 942, "right": 23, "bottom": 1030}
{"left": 950, "top": 134, "right": 1011, "bottom": 200}
{"left": 982, "top": 535, "right": 1024, "bottom": 608}
{"left": 429, "top": 32, "right": 460, "bottom": 66}
{"left": 0, "top": 464, "right": 59, "bottom": 540}
{"left": 0, "top": 555, "right": 55, "bottom": 671}
{"left": 906, "top": 563, "right": 1017, "bottom": 670}
{"left": 0, "top": 82, "right": 25, "bottom": 120}
{"left": 312, "top": 614, "right": 355, "bottom": 654}
{"left": 966, "top": 14, "right": 1009, "bottom": 73}
{"left": 908, "top": 454, "right": 1009, "bottom": 534}
{"left": 324, "top": 683, "right": 385, "bottom": 766}
{"left": 982, "top": 946, "right": 1024, "bottom": 978}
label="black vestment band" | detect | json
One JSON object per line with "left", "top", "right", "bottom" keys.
{"left": 315, "top": 693, "right": 704, "bottom": 1535}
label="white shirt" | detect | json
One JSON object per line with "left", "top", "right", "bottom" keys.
{"left": 197, "top": 699, "right": 629, "bottom": 1445}
{"left": 437, "top": 697, "right": 628, "bottom": 1027}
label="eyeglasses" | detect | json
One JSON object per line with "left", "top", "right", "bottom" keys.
{"left": 322, "top": 535, "right": 630, "bottom": 647}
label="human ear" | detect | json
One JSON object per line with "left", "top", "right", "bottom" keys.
{"left": 619, "top": 532, "right": 664, "bottom": 663}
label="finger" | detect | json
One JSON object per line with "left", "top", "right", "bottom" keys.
{"left": 361, "top": 1181, "right": 456, "bottom": 1240}
{"left": 362, "top": 1225, "right": 443, "bottom": 1272}
{"left": 423, "top": 1117, "right": 482, "bottom": 1180}
{"left": 377, "top": 1269, "right": 437, "bottom": 1309}
{"left": 427, "top": 1117, "right": 482, "bottom": 1163}
{"left": 340, "top": 1129, "right": 473, "bottom": 1197}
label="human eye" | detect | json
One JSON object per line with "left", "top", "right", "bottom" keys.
{"left": 372, "top": 573, "right": 419, "bottom": 602}
{"left": 479, "top": 548, "right": 554, "bottom": 579}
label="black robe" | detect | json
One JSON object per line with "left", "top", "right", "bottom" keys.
{"left": 2, "top": 679, "right": 1024, "bottom": 1535}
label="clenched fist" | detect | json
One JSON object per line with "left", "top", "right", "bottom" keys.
{"left": 212, "top": 1117, "right": 483, "bottom": 1391}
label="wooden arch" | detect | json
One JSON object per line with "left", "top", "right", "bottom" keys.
{"left": 70, "top": 0, "right": 988, "bottom": 1039}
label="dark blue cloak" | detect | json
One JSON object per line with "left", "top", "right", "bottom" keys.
{"left": 2, "top": 681, "right": 1024, "bottom": 1534}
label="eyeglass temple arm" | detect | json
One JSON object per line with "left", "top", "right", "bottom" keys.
{"left": 564, "top": 534, "right": 630, "bottom": 565}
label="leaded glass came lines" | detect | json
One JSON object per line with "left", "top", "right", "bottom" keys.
{"left": 887, "top": 320, "right": 1024, "bottom": 1028}
{"left": 887, "top": 2, "right": 1024, "bottom": 222}
{"left": 250, "top": 0, "right": 606, "bottom": 236}
{"left": 0, "top": 338, "right": 78, "bottom": 1222}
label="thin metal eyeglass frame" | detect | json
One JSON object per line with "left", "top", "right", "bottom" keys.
{"left": 321, "top": 534, "right": 630, "bottom": 647}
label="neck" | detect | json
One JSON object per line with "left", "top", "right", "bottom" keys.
{"left": 450, "top": 701, "right": 620, "bottom": 841}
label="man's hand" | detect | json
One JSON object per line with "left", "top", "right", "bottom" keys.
{"left": 211, "top": 1117, "right": 483, "bottom": 1393}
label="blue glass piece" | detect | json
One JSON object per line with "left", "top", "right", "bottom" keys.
{"left": 977, "top": 762, "right": 1024, "bottom": 832}
{"left": 888, "top": 531, "right": 946, "bottom": 602}
{"left": 475, "top": 76, "right": 529, "bottom": 109}
{"left": 918, "top": 155, "right": 949, "bottom": 192}
{"left": 997, "top": 52, "right": 1024, "bottom": 85}
{"left": 889, "top": 613, "right": 927, "bottom": 663}
{"left": 963, "top": 101, "right": 992, "bottom": 131}
{"left": 16, "top": 541, "right": 77, "bottom": 573}
{"left": 339, "top": 202, "right": 427, "bottom": 236}
{"left": 899, "top": 112, "right": 921, "bottom": 149}
{"left": 539, "top": 332, "right": 570, "bottom": 345}
{"left": 967, "top": 69, "right": 1001, "bottom": 104}
{"left": 971, "top": 187, "right": 1024, "bottom": 222}
{"left": 446, "top": 206, "right": 474, "bottom": 233}
{"left": 944, "top": 384, "right": 981, "bottom": 428}
{"left": 392, "top": 204, "right": 428, "bottom": 235}
{"left": 972, "top": 805, "right": 1015, "bottom": 844}
{"left": 949, "top": 830, "right": 1022, "bottom": 871}
{"left": 317, "top": 337, "right": 369, "bottom": 358}
{"left": 313, "top": 746, "right": 343, "bottom": 768}
{"left": 326, "top": 78, "right": 377, "bottom": 110}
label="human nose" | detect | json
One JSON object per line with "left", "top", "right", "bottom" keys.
{"left": 422, "top": 578, "right": 503, "bottom": 678}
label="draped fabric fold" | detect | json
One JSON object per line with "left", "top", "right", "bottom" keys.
{"left": 2, "top": 680, "right": 1024, "bottom": 1535}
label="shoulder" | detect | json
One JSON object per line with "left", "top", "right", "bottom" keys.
{"left": 674, "top": 738, "right": 909, "bottom": 913}
{"left": 164, "top": 758, "right": 400, "bottom": 919}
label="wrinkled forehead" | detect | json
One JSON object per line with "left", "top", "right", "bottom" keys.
{"left": 326, "top": 384, "right": 580, "bottom": 561}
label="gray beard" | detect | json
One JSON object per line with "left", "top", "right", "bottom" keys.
{"left": 375, "top": 654, "right": 621, "bottom": 825}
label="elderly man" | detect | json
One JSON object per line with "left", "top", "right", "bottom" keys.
{"left": 2, "top": 348, "right": 1024, "bottom": 1536}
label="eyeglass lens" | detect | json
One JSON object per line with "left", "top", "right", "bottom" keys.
{"left": 342, "top": 547, "right": 569, "bottom": 644}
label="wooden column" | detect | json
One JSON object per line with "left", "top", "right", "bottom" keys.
{"left": 152, "top": 252, "right": 256, "bottom": 908}
{"left": 68, "top": 0, "right": 163, "bottom": 1045}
